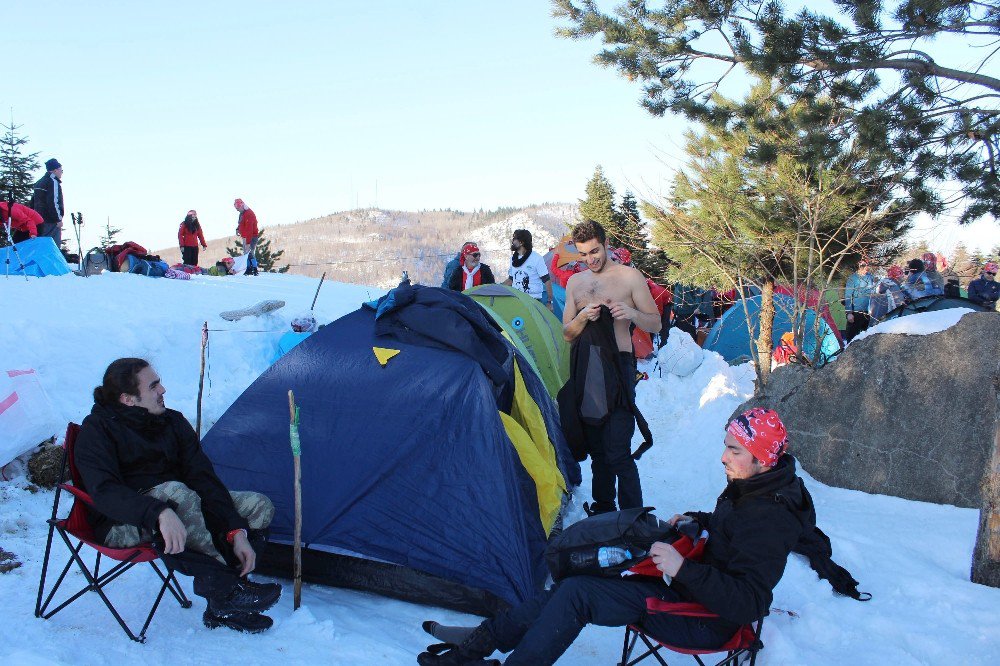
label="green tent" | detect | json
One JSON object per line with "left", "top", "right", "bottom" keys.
{"left": 466, "top": 284, "right": 569, "bottom": 397}
{"left": 823, "top": 286, "right": 847, "bottom": 332}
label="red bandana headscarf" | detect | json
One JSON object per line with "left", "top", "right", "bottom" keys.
{"left": 726, "top": 408, "right": 788, "bottom": 467}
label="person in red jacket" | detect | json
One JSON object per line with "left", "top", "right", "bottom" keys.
{"left": 178, "top": 209, "right": 208, "bottom": 266}
{"left": 1, "top": 201, "right": 44, "bottom": 242}
{"left": 234, "top": 198, "right": 259, "bottom": 276}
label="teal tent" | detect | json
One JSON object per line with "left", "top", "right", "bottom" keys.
{"left": 705, "top": 293, "right": 842, "bottom": 365}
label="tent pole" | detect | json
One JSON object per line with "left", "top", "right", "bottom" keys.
{"left": 310, "top": 272, "right": 326, "bottom": 311}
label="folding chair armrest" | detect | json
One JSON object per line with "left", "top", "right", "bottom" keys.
{"left": 60, "top": 484, "right": 95, "bottom": 506}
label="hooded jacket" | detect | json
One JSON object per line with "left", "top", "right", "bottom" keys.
{"left": 0, "top": 202, "right": 43, "bottom": 237}
{"left": 673, "top": 455, "right": 809, "bottom": 625}
{"left": 237, "top": 207, "right": 259, "bottom": 240}
{"left": 74, "top": 402, "right": 249, "bottom": 544}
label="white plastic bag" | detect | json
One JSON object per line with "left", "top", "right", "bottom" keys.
{"left": 0, "top": 369, "right": 62, "bottom": 467}
{"left": 658, "top": 330, "right": 705, "bottom": 377}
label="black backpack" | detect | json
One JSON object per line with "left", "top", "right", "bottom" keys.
{"left": 545, "top": 507, "right": 699, "bottom": 581}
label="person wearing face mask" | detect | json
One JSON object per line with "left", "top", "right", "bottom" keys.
{"left": 504, "top": 229, "right": 554, "bottom": 311}
{"left": 448, "top": 242, "right": 495, "bottom": 291}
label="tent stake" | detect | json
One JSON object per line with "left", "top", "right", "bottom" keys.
{"left": 288, "top": 390, "right": 303, "bottom": 610}
{"left": 196, "top": 322, "right": 208, "bottom": 437}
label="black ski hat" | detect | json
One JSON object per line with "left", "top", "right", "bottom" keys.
{"left": 45, "top": 158, "right": 62, "bottom": 171}
{"left": 907, "top": 258, "right": 925, "bottom": 272}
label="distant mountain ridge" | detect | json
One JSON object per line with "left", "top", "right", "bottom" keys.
{"left": 157, "top": 203, "right": 577, "bottom": 288}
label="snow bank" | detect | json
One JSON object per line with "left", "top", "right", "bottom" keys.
{"left": 854, "top": 308, "right": 976, "bottom": 342}
{"left": 1, "top": 273, "right": 998, "bottom": 664}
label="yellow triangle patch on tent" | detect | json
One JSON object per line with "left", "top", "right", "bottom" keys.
{"left": 373, "top": 347, "right": 400, "bottom": 367}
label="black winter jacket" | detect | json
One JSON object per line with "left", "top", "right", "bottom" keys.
{"left": 672, "top": 455, "right": 808, "bottom": 625}
{"left": 74, "top": 402, "right": 249, "bottom": 544}
{"left": 30, "top": 173, "right": 63, "bottom": 225}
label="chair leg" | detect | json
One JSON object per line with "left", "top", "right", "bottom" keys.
{"left": 34, "top": 521, "right": 60, "bottom": 617}
{"left": 630, "top": 632, "right": 670, "bottom": 666}
{"left": 148, "top": 560, "right": 193, "bottom": 609}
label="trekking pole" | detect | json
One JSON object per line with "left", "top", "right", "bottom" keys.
{"left": 288, "top": 390, "right": 303, "bottom": 610}
{"left": 71, "top": 212, "right": 84, "bottom": 274}
{"left": 196, "top": 322, "right": 208, "bottom": 437}
{"left": 310, "top": 272, "right": 326, "bottom": 311}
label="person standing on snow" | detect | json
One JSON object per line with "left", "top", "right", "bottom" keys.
{"left": 30, "top": 158, "right": 65, "bottom": 244}
{"left": 560, "top": 220, "right": 660, "bottom": 515}
{"left": 178, "top": 209, "right": 208, "bottom": 266}
{"left": 448, "top": 242, "right": 495, "bottom": 291}
{"left": 844, "top": 260, "right": 876, "bottom": 341}
{"left": 505, "top": 229, "right": 554, "bottom": 311}
{"left": 234, "top": 198, "right": 259, "bottom": 276}
{"left": 968, "top": 262, "right": 1000, "bottom": 310}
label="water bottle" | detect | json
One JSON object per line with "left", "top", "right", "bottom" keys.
{"left": 569, "top": 546, "right": 635, "bottom": 570}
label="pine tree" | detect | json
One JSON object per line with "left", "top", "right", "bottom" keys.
{"left": 555, "top": 0, "right": 1000, "bottom": 224}
{"left": 617, "top": 191, "right": 669, "bottom": 280}
{"left": 0, "top": 120, "right": 41, "bottom": 248}
{"left": 648, "top": 79, "right": 914, "bottom": 386}
{"left": 578, "top": 166, "right": 625, "bottom": 245}
{"left": 99, "top": 219, "right": 122, "bottom": 248}
{"left": 227, "top": 229, "right": 289, "bottom": 273}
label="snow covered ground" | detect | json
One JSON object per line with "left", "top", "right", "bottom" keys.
{"left": 1, "top": 272, "right": 998, "bottom": 664}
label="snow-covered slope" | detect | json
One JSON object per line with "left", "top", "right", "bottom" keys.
{"left": 1, "top": 272, "right": 998, "bottom": 665}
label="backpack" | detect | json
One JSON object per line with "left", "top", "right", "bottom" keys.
{"left": 545, "top": 507, "right": 705, "bottom": 581}
{"left": 82, "top": 247, "right": 111, "bottom": 276}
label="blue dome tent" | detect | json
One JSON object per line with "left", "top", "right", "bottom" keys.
{"left": 202, "top": 284, "right": 580, "bottom": 615}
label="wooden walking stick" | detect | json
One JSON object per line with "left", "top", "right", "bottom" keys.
{"left": 196, "top": 322, "right": 208, "bottom": 437}
{"left": 288, "top": 390, "right": 303, "bottom": 609}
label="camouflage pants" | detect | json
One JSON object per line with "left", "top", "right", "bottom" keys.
{"left": 105, "top": 481, "right": 274, "bottom": 564}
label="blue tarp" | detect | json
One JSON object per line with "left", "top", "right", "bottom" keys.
{"left": 705, "top": 293, "right": 842, "bottom": 365}
{"left": 203, "top": 300, "right": 579, "bottom": 607}
{"left": 0, "top": 237, "right": 71, "bottom": 277}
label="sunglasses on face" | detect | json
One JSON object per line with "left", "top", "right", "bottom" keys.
{"left": 986, "top": 272, "right": 997, "bottom": 276}
{"left": 471, "top": 253, "right": 480, "bottom": 258}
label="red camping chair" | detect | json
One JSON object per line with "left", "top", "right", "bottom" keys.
{"left": 34, "top": 423, "right": 192, "bottom": 643}
{"left": 619, "top": 604, "right": 763, "bottom": 666}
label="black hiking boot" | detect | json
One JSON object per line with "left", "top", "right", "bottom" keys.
{"left": 202, "top": 608, "right": 273, "bottom": 633}
{"left": 208, "top": 578, "right": 282, "bottom": 614}
{"left": 583, "top": 501, "right": 617, "bottom": 517}
{"left": 417, "top": 623, "right": 498, "bottom": 666}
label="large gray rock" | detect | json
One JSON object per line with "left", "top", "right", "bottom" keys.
{"left": 736, "top": 311, "right": 1000, "bottom": 508}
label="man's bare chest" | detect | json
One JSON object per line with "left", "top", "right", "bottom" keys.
{"left": 576, "top": 275, "right": 632, "bottom": 307}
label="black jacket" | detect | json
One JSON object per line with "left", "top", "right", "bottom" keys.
{"left": 557, "top": 305, "right": 652, "bottom": 462}
{"left": 673, "top": 455, "right": 808, "bottom": 625}
{"left": 31, "top": 173, "right": 63, "bottom": 225}
{"left": 448, "top": 263, "right": 495, "bottom": 291}
{"left": 74, "top": 402, "right": 248, "bottom": 544}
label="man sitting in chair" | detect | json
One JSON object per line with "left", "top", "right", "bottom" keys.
{"left": 75, "top": 358, "right": 281, "bottom": 634}
{"left": 418, "top": 408, "right": 810, "bottom": 665}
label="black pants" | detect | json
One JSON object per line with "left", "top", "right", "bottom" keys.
{"left": 844, "top": 311, "right": 871, "bottom": 342}
{"left": 181, "top": 245, "right": 199, "bottom": 266}
{"left": 485, "top": 576, "right": 737, "bottom": 665}
{"left": 153, "top": 530, "right": 266, "bottom": 600}
{"left": 585, "top": 353, "right": 642, "bottom": 510}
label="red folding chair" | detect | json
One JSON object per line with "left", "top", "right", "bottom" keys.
{"left": 34, "top": 423, "right": 192, "bottom": 643}
{"left": 619, "top": 601, "right": 763, "bottom": 666}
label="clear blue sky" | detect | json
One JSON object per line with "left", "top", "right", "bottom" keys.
{"left": 6, "top": 1, "right": 994, "bottom": 254}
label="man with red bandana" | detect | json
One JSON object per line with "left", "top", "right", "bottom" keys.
{"left": 416, "top": 408, "right": 819, "bottom": 666}
{"left": 448, "top": 242, "right": 495, "bottom": 291}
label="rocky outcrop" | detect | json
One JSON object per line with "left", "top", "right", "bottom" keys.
{"left": 736, "top": 311, "right": 1000, "bottom": 508}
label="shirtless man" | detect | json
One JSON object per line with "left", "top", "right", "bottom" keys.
{"left": 562, "top": 220, "right": 660, "bottom": 512}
